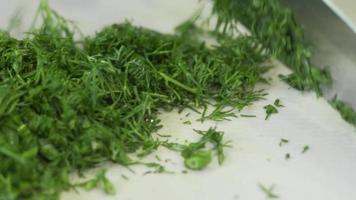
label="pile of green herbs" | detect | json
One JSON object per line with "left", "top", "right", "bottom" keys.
{"left": 1, "top": 0, "right": 356, "bottom": 199}
{"left": 0, "top": 0, "right": 271, "bottom": 199}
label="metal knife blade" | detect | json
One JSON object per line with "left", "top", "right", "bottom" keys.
{"left": 283, "top": 0, "right": 356, "bottom": 108}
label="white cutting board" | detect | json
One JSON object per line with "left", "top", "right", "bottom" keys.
{"left": 1, "top": 1, "right": 356, "bottom": 200}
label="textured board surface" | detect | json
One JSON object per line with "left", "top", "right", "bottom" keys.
{"left": 1, "top": 1, "right": 356, "bottom": 200}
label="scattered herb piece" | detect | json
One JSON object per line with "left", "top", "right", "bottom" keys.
{"left": 274, "top": 99, "right": 284, "bottom": 107}
{"left": 121, "top": 174, "right": 129, "bottom": 181}
{"left": 181, "top": 128, "right": 227, "bottom": 169}
{"left": 183, "top": 120, "right": 192, "bottom": 125}
{"left": 155, "top": 155, "right": 162, "bottom": 162}
{"left": 156, "top": 133, "right": 172, "bottom": 138}
{"left": 240, "top": 114, "right": 256, "bottom": 118}
{"left": 77, "top": 170, "right": 116, "bottom": 195}
{"left": 302, "top": 145, "right": 310, "bottom": 154}
{"left": 330, "top": 97, "right": 356, "bottom": 127}
{"left": 285, "top": 153, "right": 291, "bottom": 160}
{"left": 258, "top": 184, "right": 279, "bottom": 199}
{"left": 163, "top": 127, "right": 227, "bottom": 170}
{"left": 279, "top": 138, "right": 289, "bottom": 147}
{"left": 264, "top": 104, "right": 278, "bottom": 120}
{"left": 141, "top": 162, "right": 172, "bottom": 174}
{"left": 184, "top": 150, "right": 212, "bottom": 170}
{"left": 199, "top": 105, "right": 237, "bottom": 122}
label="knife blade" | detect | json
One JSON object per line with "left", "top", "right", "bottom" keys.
{"left": 283, "top": 0, "right": 356, "bottom": 108}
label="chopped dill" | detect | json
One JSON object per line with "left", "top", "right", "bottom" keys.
{"left": 183, "top": 120, "right": 192, "bottom": 125}
{"left": 121, "top": 174, "right": 129, "bottom": 181}
{"left": 240, "top": 114, "right": 256, "bottom": 118}
{"left": 1, "top": 0, "right": 354, "bottom": 199}
{"left": 274, "top": 99, "right": 284, "bottom": 107}
{"left": 279, "top": 138, "right": 289, "bottom": 147}
{"left": 76, "top": 170, "right": 116, "bottom": 195}
{"left": 258, "top": 183, "right": 280, "bottom": 199}
{"left": 330, "top": 97, "right": 356, "bottom": 127}
{"left": 264, "top": 104, "right": 279, "bottom": 120}
{"left": 302, "top": 145, "right": 310, "bottom": 154}
{"left": 155, "top": 155, "right": 162, "bottom": 162}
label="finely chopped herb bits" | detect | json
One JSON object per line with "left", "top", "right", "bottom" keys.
{"left": 1, "top": 0, "right": 356, "bottom": 199}
{"left": 0, "top": 1, "right": 268, "bottom": 199}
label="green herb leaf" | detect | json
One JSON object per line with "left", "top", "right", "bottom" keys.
{"left": 279, "top": 138, "right": 289, "bottom": 147}
{"left": 302, "top": 145, "right": 310, "bottom": 154}
{"left": 264, "top": 104, "right": 278, "bottom": 120}
{"left": 258, "top": 183, "right": 279, "bottom": 199}
{"left": 184, "top": 150, "right": 212, "bottom": 170}
{"left": 274, "top": 99, "right": 284, "bottom": 107}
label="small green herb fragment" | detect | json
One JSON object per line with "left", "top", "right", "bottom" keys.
{"left": 279, "top": 138, "right": 289, "bottom": 147}
{"left": 200, "top": 105, "right": 237, "bottom": 122}
{"left": 77, "top": 170, "right": 116, "bottom": 195}
{"left": 274, "top": 99, "right": 284, "bottom": 107}
{"left": 330, "top": 97, "right": 356, "bottom": 127}
{"left": 258, "top": 184, "right": 279, "bottom": 199}
{"left": 302, "top": 145, "right": 310, "bottom": 154}
{"left": 264, "top": 104, "right": 278, "bottom": 120}
{"left": 155, "top": 155, "right": 162, "bottom": 161}
{"left": 184, "top": 150, "right": 212, "bottom": 170}
{"left": 121, "top": 174, "right": 129, "bottom": 181}
{"left": 165, "top": 127, "right": 227, "bottom": 170}
{"left": 285, "top": 153, "right": 291, "bottom": 160}
{"left": 183, "top": 120, "right": 192, "bottom": 125}
{"left": 240, "top": 114, "right": 256, "bottom": 118}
